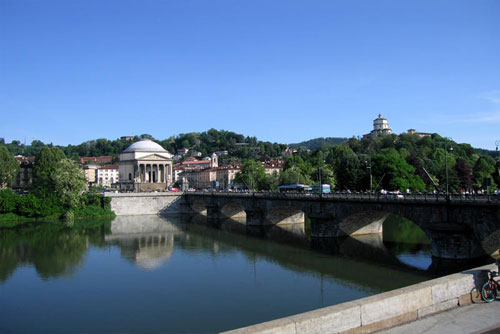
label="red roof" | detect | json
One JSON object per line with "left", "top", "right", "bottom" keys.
{"left": 182, "top": 160, "right": 210, "bottom": 165}
{"left": 98, "top": 165, "right": 118, "bottom": 170}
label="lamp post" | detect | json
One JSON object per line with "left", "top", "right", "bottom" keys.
{"left": 496, "top": 140, "right": 500, "bottom": 178}
{"left": 318, "top": 164, "right": 322, "bottom": 199}
{"left": 444, "top": 138, "right": 453, "bottom": 199}
{"left": 366, "top": 160, "right": 372, "bottom": 193}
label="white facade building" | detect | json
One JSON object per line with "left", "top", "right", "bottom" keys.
{"left": 96, "top": 165, "right": 119, "bottom": 188}
{"left": 118, "top": 140, "right": 174, "bottom": 192}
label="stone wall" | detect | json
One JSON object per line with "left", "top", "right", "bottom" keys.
{"left": 220, "top": 264, "right": 495, "bottom": 334}
{"left": 104, "top": 193, "right": 185, "bottom": 216}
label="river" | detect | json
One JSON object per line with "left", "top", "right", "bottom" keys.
{"left": 0, "top": 214, "right": 489, "bottom": 333}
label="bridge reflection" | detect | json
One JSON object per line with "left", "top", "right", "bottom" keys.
{"left": 103, "top": 214, "right": 489, "bottom": 293}
{"left": 179, "top": 213, "right": 488, "bottom": 276}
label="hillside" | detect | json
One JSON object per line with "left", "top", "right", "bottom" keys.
{"left": 289, "top": 137, "right": 347, "bottom": 150}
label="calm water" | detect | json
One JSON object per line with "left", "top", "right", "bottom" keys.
{"left": 0, "top": 214, "right": 487, "bottom": 333}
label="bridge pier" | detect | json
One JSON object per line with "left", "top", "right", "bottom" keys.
{"left": 245, "top": 209, "right": 267, "bottom": 226}
{"left": 425, "top": 225, "right": 486, "bottom": 259}
{"left": 206, "top": 204, "right": 220, "bottom": 222}
{"left": 178, "top": 201, "right": 193, "bottom": 214}
{"left": 309, "top": 212, "right": 336, "bottom": 237}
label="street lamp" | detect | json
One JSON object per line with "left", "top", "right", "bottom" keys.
{"left": 444, "top": 138, "right": 453, "bottom": 199}
{"left": 365, "top": 160, "right": 372, "bottom": 193}
{"left": 496, "top": 140, "right": 500, "bottom": 178}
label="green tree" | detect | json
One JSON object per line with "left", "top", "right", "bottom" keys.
{"left": 0, "top": 147, "right": 19, "bottom": 187}
{"left": 372, "top": 149, "right": 426, "bottom": 192}
{"left": 52, "top": 159, "right": 87, "bottom": 209}
{"left": 0, "top": 189, "right": 18, "bottom": 213}
{"left": 234, "top": 160, "right": 275, "bottom": 191}
{"left": 32, "top": 147, "right": 66, "bottom": 196}
{"left": 472, "top": 156, "right": 497, "bottom": 191}
{"left": 279, "top": 168, "right": 311, "bottom": 185}
{"left": 327, "top": 145, "right": 361, "bottom": 190}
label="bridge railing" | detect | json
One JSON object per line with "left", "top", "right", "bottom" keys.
{"left": 184, "top": 191, "right": 500, "bottom": 204}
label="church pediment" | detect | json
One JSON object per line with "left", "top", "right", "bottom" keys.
{"left": 138, "top": 154, "right": 173, "bottom": 161}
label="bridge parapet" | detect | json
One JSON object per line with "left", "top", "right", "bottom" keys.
{"left": 184, "top": 191, "right": 500, "bottom": 205}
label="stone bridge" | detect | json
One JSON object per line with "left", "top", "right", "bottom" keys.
{"left": 183, "top": 192, "right": 500, "bottom": 259}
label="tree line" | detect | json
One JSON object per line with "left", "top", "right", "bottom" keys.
{"left": 1, "top": 130, "right": 499, "bottom": 194}
{"left": 0, "top": 129, "right": 287, "bottom": 162}
{"left": 235, "top": 133, "right": 500, "bottom": 193}
{"left": 0, "top": 146, "right": 113, "bottom": 226}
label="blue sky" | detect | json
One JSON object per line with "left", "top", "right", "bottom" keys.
{"left": 1, "top": 0, "right": 499, "bottom": 149}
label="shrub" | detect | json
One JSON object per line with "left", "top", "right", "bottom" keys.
{"left": 0, "top": 189, "right": 18, "bottom": 214}
{"left": 73, "top": 205, "right": 115, "bottom": 218}
{"left": 16, "top": 194, "right": 61, "bottom": 218}
{"left": 80, "top": 193, "right": 103, "bottom": 208}
{"left": 101, "top": 196, "right": 112, "bottom": 211}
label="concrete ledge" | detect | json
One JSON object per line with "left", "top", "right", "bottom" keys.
{"left": 220, "top": 264, "right": 494, "bottom": 334}
{"left": 292, "top": 301, "right": 360, "bottom": 334}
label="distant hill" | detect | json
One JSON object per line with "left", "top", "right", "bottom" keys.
{"left": 0, "top": 129, "right": 288, "bottom": 161}
{"left": 289, "top": 137, "right": 347, "bottom": 150}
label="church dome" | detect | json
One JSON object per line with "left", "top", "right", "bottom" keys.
{"left": 123, "top": 139, "right": 168, "bottom": 153}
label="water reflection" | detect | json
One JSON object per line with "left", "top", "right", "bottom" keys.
{"left": 0, "top": 214, "right": 493, "bottom": 333}
{"left": 166, "top": 214, "right": 434, "bottom": 291}
{"left": 105, "top": 216, "right": 181, "bottom": 270}
{"left": 0, "top": 220, "right": 110, "bottom": 282}
{"left": 0, "top": 214, "right": 486, "bottom": 285}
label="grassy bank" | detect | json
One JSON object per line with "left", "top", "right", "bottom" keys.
{"left": 0, "top": 190, "right": 115, "bottom": 228}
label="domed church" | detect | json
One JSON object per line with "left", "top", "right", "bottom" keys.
{"left": 118, "top": 139, "right": 174, "bottom": 192}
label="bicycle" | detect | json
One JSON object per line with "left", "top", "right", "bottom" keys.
{"left": 481, "top": 270, "right": 499, "bottom": 302}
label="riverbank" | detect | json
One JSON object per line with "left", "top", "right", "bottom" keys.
{"left": 221, "top": 263, "right": 496, "bottom": 334}
{"left": 0, "top": 207, "right": 115, "bottom": 228}
{"left": 0, "top": 190, "right": 115, "bottom": 228}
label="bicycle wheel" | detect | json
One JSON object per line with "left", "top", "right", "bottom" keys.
{"left": 481, "top": 281, "right": 497, "bottom": 302}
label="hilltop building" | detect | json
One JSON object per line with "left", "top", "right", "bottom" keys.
{"left": 370, "top": 114, "right": 392, "bottom": 137}
{"left": 118, "top": 139, "right": 173, "bottom": 192}
{"left": 406, "top": 129, "right": 432, "bottom": 138}
{"left": 363, "top": 114, "right": 393, "bottom": 138}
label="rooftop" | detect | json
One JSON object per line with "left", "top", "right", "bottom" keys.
{"left": 123, "top": 140, "right": 168, "bottom": 153}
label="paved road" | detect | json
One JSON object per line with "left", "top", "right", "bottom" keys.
{"left": 379, "top": 301, "right": 500, "bottom": 334}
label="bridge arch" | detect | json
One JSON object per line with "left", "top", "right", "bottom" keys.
{"left": 220, "top": 203, "right": 246, "bottom": 219}
{"left": 265, "top": 206, "right": 305, "bottom": 225}
{"left": 190, "top": 199, "right": 208, "bottom": 215}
